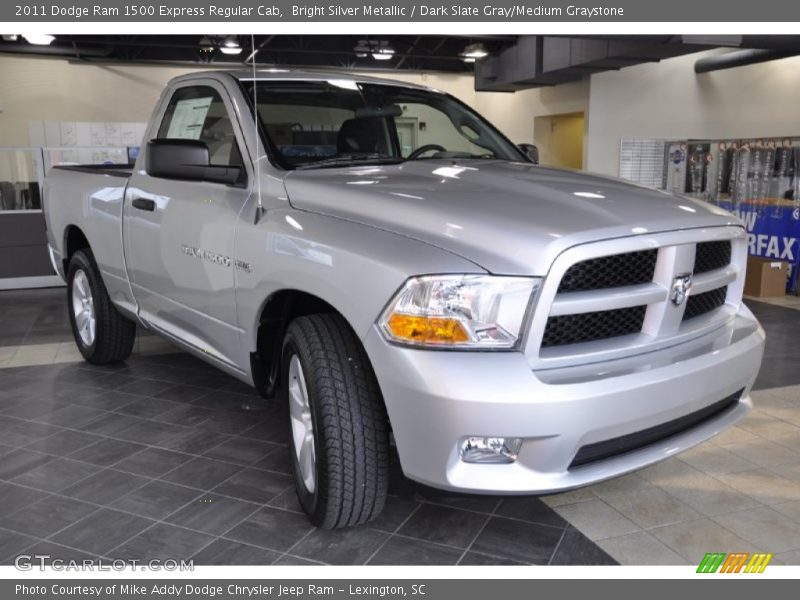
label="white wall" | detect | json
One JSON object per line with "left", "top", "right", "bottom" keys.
{"left": 586, "top": 49, "right": 800, "bottom": 176}
{"left": 0, "top": 54, "right": 589, "bottom": 150}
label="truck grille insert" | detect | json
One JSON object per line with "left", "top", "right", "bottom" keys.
{"left": 694, "top": 241, "right": 732, "bottom": 274}
{"left": 683, "top": 286, "right": 728, "bottom": 321}
{"left": 557, "top": 249, "right": 657, "bottom": 293}
{"left": 542, "top": 305, "right": 646, "bottom": 348}
{"left": 569, "top": 388, "right": 744, "bottom": 469}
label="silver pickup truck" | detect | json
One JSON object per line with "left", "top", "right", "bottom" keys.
{"left": 43, "top": 69, "right": 765, "bottom": 529}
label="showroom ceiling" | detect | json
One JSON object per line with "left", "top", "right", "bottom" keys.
{"left": 1, "top": 34, "right": 799, "bottom": 85}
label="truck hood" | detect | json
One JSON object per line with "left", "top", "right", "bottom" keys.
{"left": 283, "top": 160, "right": 740, "bottom": 275}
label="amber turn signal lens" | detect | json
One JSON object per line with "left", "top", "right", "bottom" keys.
{"left": 386, "top": 314, "right": 469, "bottom": 345}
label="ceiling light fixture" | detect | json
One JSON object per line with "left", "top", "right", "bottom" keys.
{"left": 462, "top": 43, "right": 489, "bottom": 59}
{"left": 2, "top": 35, "right": 19, "bottom": 42}
{"left": 199, "top": 36, "right": 214, "bottom": 53}
{"left": 22, "top": 34, "right": 55, "bottom": 45}
{"left": 372, "top": 48, "right": 395, "bottom": 60}
{"left": 220, "top": 37, "right": 242, "bottom": 55}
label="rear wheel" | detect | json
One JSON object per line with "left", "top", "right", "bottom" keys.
{"left": 67, "top": 249, "right": 136, "bottom": 365}
{"left": 282, "top": 313, "right": 389, "bottom": 529}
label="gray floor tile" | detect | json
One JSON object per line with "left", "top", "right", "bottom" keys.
{"left": 0, "top": 529, "right": 37, "bottom": 563}
{"left": 252, "top": 446, "right": 293, "bottom": 474}
{"left": 112, "top": 419, "right": 183, "bottom": 445}
{"left": 0, "top": 420, "right": 62, "bottom": 447}
{"left": 112, "top": 523, "right": 214, "bottom": 561}
{"left": 68, "top": 438, "right": 145, "bottom": 467}
{"left": 398, "top": 503, "right": 488, "bottom": 549}
{"left": 272, "top": 555, "right": 321, "bottom": 565}
{"left": 24, "top": 429, "right": 103, "bottom": 455}
{"left": 51, "top": 508, "right": 154, "bottom": 556}
{"left": 0, "top": 495, "right": 98, "bottom": 538}
{"left": 79, "top": 413, "right": 146, "bottom": 436}
{"left": 0, "top": 449, "right": 56, "bottom": 480}
{"left": 458, "top": 551, "right": 528, "bottom": 566}
{"left": 154, "top": 404, "right": 216, "bottom": 426}
{"left": 292, "top": 527, "right": 389, "bottom": 565}
{"left": 225, "top": 506, "right": 315, "bottom": 552}
{"left": 157, "top": 429, "right": 231, "bottom": 455}
{"left": 111, "top": 480, "right": 199, "bottom": 519}
{"left": 495, "top": 497, "right": 569, "bottom": 528}
{"left": 470, "top": 517, "right": 564, "bottom": 565}
{"left": 368, "top": 496, "right": 420, "bottom": 533}
{"left": 115, "top": 396, "right": 180, "bottom": 419}
{"left": 203, "top": 437, "right": 279, "bottom": 466}
{"left": 166, "top": 494, "right": 260, "bottom": 535}
{"left": 22, "top": 540, "right": 100, "bottom": 564}
{"left": 368, "top": 536, "right": 462, "bottom": 565}
{"left": 61, "top": 469, "right": 151, "bottom": 504}
{"left": 0, "top": 482, "right": 49, "bottom": 514}
{"left": 113, "top": 447, "right": 192, "bottom": 478}
{"left": 11, "top": 457, "right": 101, "bottom": 493}
{"left": 161, "top": 457, "right": 242, "bottom": 490}
{"left": 212, "top": 468, "right": 293, "bottom": 504}
{"left": 191, "top": 539, "right": 281, "bottom": 565}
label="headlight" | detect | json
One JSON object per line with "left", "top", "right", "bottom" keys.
{"left": 379, "top": 274, "right": 540, "bottom": 349}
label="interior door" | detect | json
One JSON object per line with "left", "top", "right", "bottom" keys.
{"left": 123, "top": 81, "right": 251, "bottom": 370}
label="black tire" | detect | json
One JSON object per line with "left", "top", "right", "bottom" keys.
{"left": 67, "top": 249, "right": 136, "bottom": 365}
{"left": 282, "top": 313, "right": 389, "bottom": 529}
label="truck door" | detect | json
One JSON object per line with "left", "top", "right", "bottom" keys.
{"left": 123, "top": 81, "right": 252, "bottom": 371}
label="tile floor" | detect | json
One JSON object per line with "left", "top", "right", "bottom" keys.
{"left": 0, "top": 288, "right": 798, "bottom": 565}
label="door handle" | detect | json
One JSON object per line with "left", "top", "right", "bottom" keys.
{"left": 131, "top": 197, "right": 156, "bottom": 212}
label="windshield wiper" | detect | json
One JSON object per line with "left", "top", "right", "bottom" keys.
{"left": 295, "top": 153, "right": 404, "bottom": 170}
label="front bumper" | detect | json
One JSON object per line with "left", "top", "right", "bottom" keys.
{"left": 364, "top": 304, "right": 765, "bottom": 494}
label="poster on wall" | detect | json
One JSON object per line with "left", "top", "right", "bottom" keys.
{"left": 664, "top": 142, "right": 687, "bottom": 194}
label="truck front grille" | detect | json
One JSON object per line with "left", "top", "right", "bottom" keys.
{"left": 569, "top": 388, "right": 744, "bottom": 469}
{"left": 694, "top": 241, "right": 732, "bottom": 274}
{"left": 683, "top": 286, "right": 728, "bottom": 321}
{"left": 529, "top": 228, "right": 745, "bottom": 363}
{"left": 542, "top": 306, "right": 646, "bottom": 348}
{"left": 558, "top": 249, "right": 657, "bottom": 292}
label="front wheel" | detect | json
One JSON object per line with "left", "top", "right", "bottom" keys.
{"left": 282, "top": 314, "right": 389, "bottom": 529}
{"left": 67, "top": 249, "right": 136, "bottom": 365}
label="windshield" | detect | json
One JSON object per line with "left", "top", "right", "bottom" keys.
{"left": 243, "top": 79, "right": 525, "bottom": 169}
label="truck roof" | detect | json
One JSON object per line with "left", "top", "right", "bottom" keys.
{"left": 169, "top": 69, "right": 439, "bottom": 92}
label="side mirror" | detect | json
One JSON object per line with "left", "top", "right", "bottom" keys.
{"left": 518, "top": 143, "right": 539, "bottom": 165}
{"left": 146, "top": 139, "right": 242, "bottom": 186}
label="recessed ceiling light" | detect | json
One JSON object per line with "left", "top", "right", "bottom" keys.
{"left": 462, "top": 43, "right": 489, "bottom": 59}
{"left": 372, "top": 48, "right": 394, "bottom": 60}
{"left": 220, "top": 37, "right": 242, "bottom": 55}
{"left": 22, "top": 34, "right": 55, "bottom": 45}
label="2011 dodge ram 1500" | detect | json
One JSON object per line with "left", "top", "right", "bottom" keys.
{"left": 43, "top": 70, "right": 765, "bottom": 529}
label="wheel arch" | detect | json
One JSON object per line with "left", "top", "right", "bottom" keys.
{"left": 251, "top": 288, "right": 350, "bottom": 399}
{"left": 62, "top": 224, "right": 91, "bottom": 273}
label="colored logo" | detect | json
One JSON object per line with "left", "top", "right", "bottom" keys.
{"left": 696, "top": 552, "right": 773, "bottom": 573}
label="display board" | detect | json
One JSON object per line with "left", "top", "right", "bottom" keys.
{"left": 27, "top": 120, "right": 147, "bottom": 164}
{"left": 660, "top": 136, "right": 800, "bottom": 294}
{"left": 618, "top": 138, "right": 667, "bottom": 189}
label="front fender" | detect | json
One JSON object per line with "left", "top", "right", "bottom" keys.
{"left": 234, "top": 206, "right": 485, "bottom": 351}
